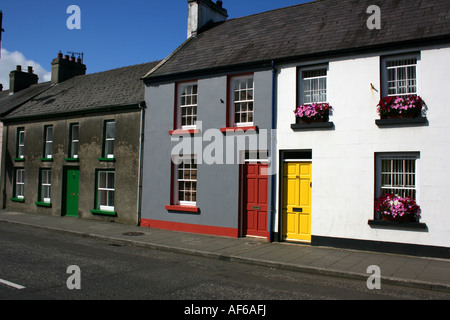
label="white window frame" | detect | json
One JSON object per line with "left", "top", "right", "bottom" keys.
{"left": 15, "top": 168, "right": 25, "bottom": 199}
{"left": 298, "top": 65, "right": 328, "bottom": 105}
{"left": 103, "top": 120, "right": 115, "bottom": 159}
{"left": 178, "top": 82, "right": 198, "bottom": 130}
{"left": 40, "top": 169, "right": 51, "bottom": 203}
{"left": 97, "top": 170, "right": 115, "bottom": 212}
{"left": 381, "top": 53, "right": 420, "bottom": 97}
{"left": 44, "top": 125, "right": 53, "bottom": 159}
{"left": 17, "top": 128, "right": 25, "bottom": 159}
{"left": 70, "top": 123, "right": 79, "bottom": 159}
{"left": 173, "top": 155, "right": 197, "bottom": 206}
{"left": 230, "top": 75, "right": 254, "bottom": 127}
{"left": 375, "top": 152, "right": 420, "bottom": 201}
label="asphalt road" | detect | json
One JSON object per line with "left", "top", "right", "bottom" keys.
{"left": 1, "top": 223, "right": 449, "bottom": 305}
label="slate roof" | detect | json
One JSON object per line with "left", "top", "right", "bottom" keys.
{"left": 144, "top": 0, "right": 450, "bottom": 81}
{"left": 0, "top": 82, "right": 52, "bottom": 117}
{"left": 2, "top": 61, "right": 159, "bottom": 121}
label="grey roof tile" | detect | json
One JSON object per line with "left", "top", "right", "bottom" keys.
{"left": 3, "top": 61, "right": 159, "bottom": 120}
{"left": 146, "top": 0, "right": 450, "bottom": 80}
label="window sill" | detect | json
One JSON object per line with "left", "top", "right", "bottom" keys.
{"left": 375, "top": 117, "right": 428, "bottom": 127}
{"left": 169, "top": 129, "right": 200, "bottom": 135}
{"left": 165, "top": 205, "right": 200, "bottom": 213}
{"left": 10, "top": 197, "right": 24, "bottom": 203}
{"left": 90, "top": 209, "right": 117, "bottom": 216}
{"left": 40, "top": 158, "right": 53, "bottom": 162}
{"left": 35, "top": 201, "right": 52, "bottom": 207}
{"left": 13, "top": 158, "right": 25, "bottom": 162}
{"left": 368, "top": 219, "right": 428, "bottom": 231}
{"left": 220, "top": 126, "right": 258, "bottom": 133}
{"left": 65, "top": 157, "right": 79, "bottom": 162}
{"left": 291, "top": 121, "right": 334, "bottom": 130}
{"left": 98, "top": 157, "right": 116, "bottom": 162}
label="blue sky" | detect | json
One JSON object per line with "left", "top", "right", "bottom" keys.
{"left": 0, "top": 0, "right": 310, "bottom": 89}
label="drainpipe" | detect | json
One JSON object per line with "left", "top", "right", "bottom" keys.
{"left": 137, "top": 101, "right": 146, "bottom": 226}
{"left": 269, "top": 60, "right": 277, "bottom": 242}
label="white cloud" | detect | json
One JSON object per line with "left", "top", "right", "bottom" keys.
{"left": 0, "top": 48, "right": 51, "bottom": 90}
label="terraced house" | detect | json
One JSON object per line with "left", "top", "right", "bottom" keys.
{"left": 140, "top": 0, "right": 450, "bottom": 258}
{"left": 0, "top": 53, "right": 159, "bottom": 225}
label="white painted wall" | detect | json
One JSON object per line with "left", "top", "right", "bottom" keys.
{"left": 276, "top": 45, "right": 450, "bottom": 248}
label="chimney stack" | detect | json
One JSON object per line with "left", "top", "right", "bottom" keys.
{"left": 187, "top": 0, "right": 228, "bottom": 38}
{"left": 9, "top": 65, "right": 39, "bottom": 93}
{"left": 51, "top": 52, "right": 86, "bottom": 84}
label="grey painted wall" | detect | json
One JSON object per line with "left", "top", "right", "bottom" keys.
{"left": 141, "top": 69, "right": 274, "bottom": 233}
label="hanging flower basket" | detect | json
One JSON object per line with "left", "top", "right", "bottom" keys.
{"left": 374, "top": 193, "right": 421, "bottom": 222}
{"left": 377, "top": 95, "right": 426, "bottom": 119}
{"left": 294, "top": 103, "right": 333, "bottom": 124}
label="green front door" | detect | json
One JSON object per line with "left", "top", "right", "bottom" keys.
{"left": 64, "top": 167, "right": 79, "bottom": 217}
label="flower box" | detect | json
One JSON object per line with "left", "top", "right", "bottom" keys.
{"left": 374, "top": 193, "right": 421, "bottom": 222}
{"left": 377, "top": 95, "right": 426, "bottom": 119}
{"left": 294, "top": 103, "right": 333, "bottom": 124}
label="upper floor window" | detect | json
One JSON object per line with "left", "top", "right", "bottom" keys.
{"left": 230, "top": 75, "right": 254, "bottom": 127}
{"left": 177, "top": 82, "right": 198, "bottom": 130}
{"left": 381, "top": 53, "right": 419, "bottom": 97}
{"left": 69, "top": 123, "right": 79, "bottom": 159}
{"left": 43, "top": 125, "right": 53, "bottom": 159}
{"left": 16, "top": 127, "right": 25, "bottom": 159}
{"left": 298, "top": 66, "right": 327, "bottom": 105}
{"left": 103, "top": 120, "right": 115, "bottom": 159}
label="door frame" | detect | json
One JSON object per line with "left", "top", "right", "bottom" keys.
{"left": 62, "top": 166, "right": 80, "bottom": 217}
{"left": 279, "top": 150, "right": 313, "bottom": 243}
{"left": 239, "top": 151, "right": 270, "bottom": 240}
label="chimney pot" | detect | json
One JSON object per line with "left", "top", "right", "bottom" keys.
{"left": 51, "top": 52, "right": 87, "bottom": 84}
{"left": 187, "top": 0, "right": 228, "bottom": 38}
{"left": 10, "top": 65, "right": 38, "bottom": 93}
{"left": 57, "top": 52, "right": 63, "bottom": 59}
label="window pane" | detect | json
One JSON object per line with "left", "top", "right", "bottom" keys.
{"left": 106, "top": 122, "right": 115, "bottom": 139}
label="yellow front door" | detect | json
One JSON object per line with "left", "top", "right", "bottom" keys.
{"left": 282, "top": 162, "right": 312, "bottom": 242}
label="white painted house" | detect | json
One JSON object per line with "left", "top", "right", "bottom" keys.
{"left": 276, "top": 44, "right": 450, "bottom": 256}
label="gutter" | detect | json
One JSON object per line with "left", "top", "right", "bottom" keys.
{"left": 269, "top": 60, "right": 277, "bottom": 242}
{"left": 136, "top": 101, "right": 146, "bottom": 226}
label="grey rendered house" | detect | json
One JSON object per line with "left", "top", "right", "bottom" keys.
{"left": 141, "top": 0, "right": 276, "bottom": 240}
{"left": 0, "top": 53, "right": 159, "bottom": 225}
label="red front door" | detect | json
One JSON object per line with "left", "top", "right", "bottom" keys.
{"left": 243, "top": 162, "right": 269, "bottom": 239}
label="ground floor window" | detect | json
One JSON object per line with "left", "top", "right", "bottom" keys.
{"left": 39, "top": 169, "right": 52, "bottom": 203}
{"left": 96, "top": 170, "right": 115, "bottom": 212}
{"left": 375, "top": 152, "right": 419, "bottom": 200}
{"left": 14, "top": 168, "right": 25, "bottom": 200}
{"left": 173, "top": 155, "right": 197, "bottom": 206}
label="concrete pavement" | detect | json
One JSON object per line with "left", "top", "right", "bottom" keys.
{"left": 0, "top": 209, "right": 449, "bottom": 293}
